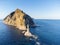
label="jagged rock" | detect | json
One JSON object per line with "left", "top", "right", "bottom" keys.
{"left": 24, "top": 25, "right": 32, "bottom": 37}
{"left": 3, "top": 9, "right": 35, "bottom": 30}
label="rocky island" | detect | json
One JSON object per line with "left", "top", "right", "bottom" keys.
{"left": 3, "top": 9, "right": 35, "bottom": 36}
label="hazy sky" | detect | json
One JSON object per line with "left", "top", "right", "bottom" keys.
{"left": 0, "top": 0, "right": 60, "bottom": 19}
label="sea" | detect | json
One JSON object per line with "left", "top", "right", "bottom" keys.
{"left": 0, "top": 19, "right": 60, "bottom": 45}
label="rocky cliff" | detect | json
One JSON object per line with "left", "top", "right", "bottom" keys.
{"left": 3, "top": 9, "right": 35, "bottom": 36}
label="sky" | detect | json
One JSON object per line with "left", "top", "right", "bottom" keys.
{"left": 0, "top": 0, "right": 60, "bottom": 19}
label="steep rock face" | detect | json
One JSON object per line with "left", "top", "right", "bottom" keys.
{"left": 3, "top": 9, "right": 35, "bottom": 30}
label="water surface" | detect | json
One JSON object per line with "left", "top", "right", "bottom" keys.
{"left": 0, "top": 20, "right": 60, "bottom": 45}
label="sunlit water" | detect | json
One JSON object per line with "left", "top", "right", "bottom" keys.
{"left": 0, "top": 19, "right": 60, "bottom": 45}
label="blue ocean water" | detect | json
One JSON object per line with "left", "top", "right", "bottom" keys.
{"left": 32, "top": 19, "right": 60, "bottom": 45}
{"left": 0, "top": 19, "right": 60, "bottom": 45}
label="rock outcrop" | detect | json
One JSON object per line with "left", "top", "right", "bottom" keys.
{"left": 3, "top": 9, "right": 35, "bottom": 36}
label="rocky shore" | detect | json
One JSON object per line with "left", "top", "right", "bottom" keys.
{"left": 3, "top": 9, "right": 35, "bottom": 37}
